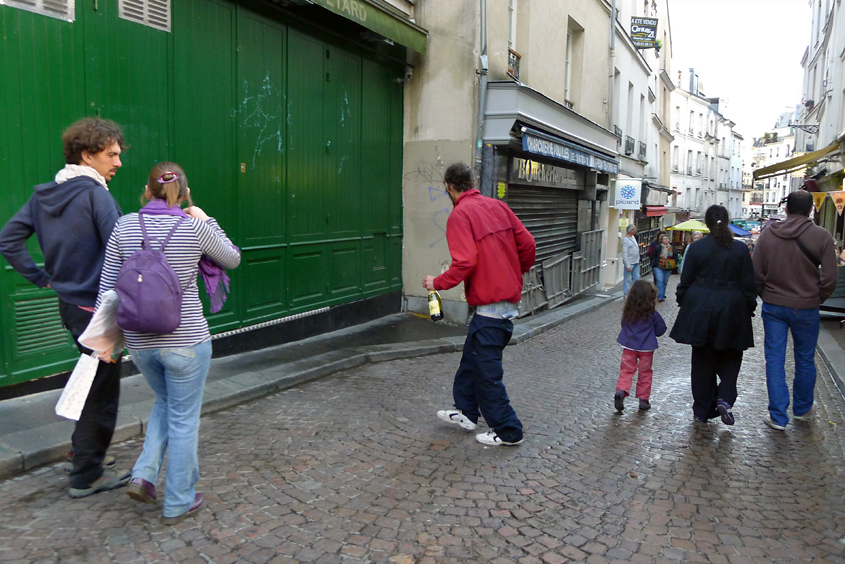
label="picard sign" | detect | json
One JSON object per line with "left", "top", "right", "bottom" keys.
{"left": 631, "top": 17, "right": 658, "bottom": 48}
{"left": 522, "top": 133, "right": 619, "bottom": 174}
{"left": 312, "top": 0, "right": 368, "bottom": 22}
{"left": 511, "top": 158, "right": 583, "bottom": 189}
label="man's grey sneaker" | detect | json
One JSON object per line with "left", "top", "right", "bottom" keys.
{"left": 614, "top": 390, "right": 625, "bottom": 411}
{"left": 638, "top": 398, "right": 651, "bottom": 411}
{"left": 64, "top": 453, "right": 116, "bottom": 473}
{"left": 437, "top": 409, "right": 477, "bottom": 430}
{"left": 475, "top": 431, "right": 523, "bottom": 446}
{"left": 716, "top": 399, "right": 735, "bottom": 425}
{"left": 794, "top": 403, "right": 816, "bottom": 421}
{"left": 69, "top": 470, "right": 131, "bottom": 498}
{"left": 764, "top": 414, "right": 786, "bottom": 431}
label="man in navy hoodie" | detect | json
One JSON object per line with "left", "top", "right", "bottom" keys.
{"left": 0, "top": 117, "right": 129, "bottom": 497}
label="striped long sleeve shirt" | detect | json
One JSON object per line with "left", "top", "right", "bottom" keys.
{"left": 98, "top": 213, "right": 241, "bottom": 350}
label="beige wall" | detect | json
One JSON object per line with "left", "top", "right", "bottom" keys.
{"left": 401, "top": 0, "right": 479, "bottom": 321}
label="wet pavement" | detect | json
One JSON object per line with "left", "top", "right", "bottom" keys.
{"left": 1, "top": 277, "right": 845, "bottom": 563}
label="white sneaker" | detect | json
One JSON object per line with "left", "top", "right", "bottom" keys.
{"left": 793, "top": 403, "right": 815, "bottom": 421}
{"left": 475, "top": 431, "right": 523, "bottom": 446}
{"left": 437, "top": 409, "right": 477, "bottom": 430}
{"left": 764, "top": 414, "right": 786, "bottom": 431}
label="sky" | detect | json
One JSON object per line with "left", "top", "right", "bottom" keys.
{"left": 667, "top": 0, "right": 812, "bottom": 140}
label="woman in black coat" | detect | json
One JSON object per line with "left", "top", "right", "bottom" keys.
{"left": 669, "top": 205, "right": 757, "bottom": 426}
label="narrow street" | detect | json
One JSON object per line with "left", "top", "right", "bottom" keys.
{"left": 2, "top": 279, "right": 845, "bottom": 564}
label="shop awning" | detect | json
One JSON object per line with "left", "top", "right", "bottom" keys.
{"left": 752, "top": 140, "right": 841, "bottom": 181}
{"left": 728, "top": 224, "right": 752, "bottom": 237}
{"left": 310, "top": 0, "right": 428, "bottom": 54}
{"left": 644, "top": 206, "right": 667, "bottom": 217}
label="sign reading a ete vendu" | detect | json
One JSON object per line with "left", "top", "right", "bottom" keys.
{"left": 613, "top": 179, "right": 642, "bottom": 210}
{"left": 522, "top": 133, "right": 619, "bottom": 174}
{"left": 631, "top": 17, "right": 658, "bottom": 48}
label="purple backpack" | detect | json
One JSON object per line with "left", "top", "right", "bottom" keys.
{"left": 114, "top": 215, "right": 187, "bottom": 334}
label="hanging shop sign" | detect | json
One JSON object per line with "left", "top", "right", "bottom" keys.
{"left": 631, "top": 17, "right": 658, "bottom": 48}
{"left": 510, "top": 158, "right": 584, "bottom": 189}
{"left": 812, "top": 192, "right": 827, "bottom": 212}
{"left": 522, "top": 132, "right": 619, "bottom": 174}
{"left": 830, "top": 191, "right": 845, "bottom": 215}
{"left": 612, "top": 179, "right": 642, "bottom": 210}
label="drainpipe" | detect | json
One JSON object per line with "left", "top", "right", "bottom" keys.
{"left": 608, "top": 0, "right": 616, "bottom": 134}
{"left": 474, "top": 0, "right": 489, "bottom": 184}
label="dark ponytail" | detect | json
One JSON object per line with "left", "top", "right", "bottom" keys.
{"left": 705, "top": 205, "right": 732, "bottom": 249}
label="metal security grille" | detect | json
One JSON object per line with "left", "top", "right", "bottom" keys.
{"left": 507, "top": 186, "right": 579, "bottom": 264}
{"left": 118, "top": 0, "right": 170, "bottom": 32}
{"left": 2, "top": 0, "right": 74, "bottom": 21}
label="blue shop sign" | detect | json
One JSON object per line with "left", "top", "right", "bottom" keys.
{"left": 522, "top": 132, "right": 619, "bottom": 174}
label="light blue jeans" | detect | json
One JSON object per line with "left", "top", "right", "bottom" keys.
{"left": 623, "top": 264, "right": 640, "bottom": 296}
{"left": 761, "top": 303, "right": 819, "bottom": 426}
{"left": 130, "top": 341, "right": 212, "bottom": 518}
{"left": 653, "top": 267, "right": 671, "bottom": 300}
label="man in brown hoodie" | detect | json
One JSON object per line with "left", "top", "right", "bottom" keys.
{"left": 753, "top": 190, "right": 837, "bottom": 431}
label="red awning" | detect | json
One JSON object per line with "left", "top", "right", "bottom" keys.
{"left": 644, "top": 206, "right": 667, "bottom": 217}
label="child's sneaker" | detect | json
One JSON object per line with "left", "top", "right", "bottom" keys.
{"left": 614, "top": 390, "right": 625, "bottom": 411}
{"left": 638, "top": 398, "right": 651, "bottom": 411}
{"left": 716, "top": 399, "right": 735, "bottom": 425}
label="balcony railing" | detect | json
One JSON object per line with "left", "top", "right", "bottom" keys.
{"left": 638, "top": 141, "right": 646, "bottom": 160}
{"left": 508, "top": 49, "right": 521, "bottom": 81}
{"left": 689, "top": 126, "right": 694, "bottom": 134}
{"left": 624, "top": 136, "right": 635, "bottom": 156}
{"left": 696, "top": 168, "right": 702, "bottom": 175}
{"left": 672, "top": 164, "right": 679, "bottom": 172}
{"left": 686, "top": 167, "right": 692, "bottom": 175}
{"left": 614, "top": 125, "right": 623, "bottom": 147}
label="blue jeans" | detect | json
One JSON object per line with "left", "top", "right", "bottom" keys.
{"left": 453, "top": 314, "right": 523, "bottom": 442}
{"left": 653, "top": 268, "right": 670, "bottom": 300}
{"left": 761, "top": 303, "right": 819, "bottom": 426}
{"left": 130, "top": 341, "right": 212, "bottom": 518}
{"left": 623, "top": 264, "right": 640, "bottom": 296}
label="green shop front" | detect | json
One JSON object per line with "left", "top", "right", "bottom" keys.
{"left": 0, "top": 0, "right": 426, "bottom": 389}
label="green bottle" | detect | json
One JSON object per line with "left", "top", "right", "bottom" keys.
{"left": 428, "top": 291, "right": 443, "bottom": 322}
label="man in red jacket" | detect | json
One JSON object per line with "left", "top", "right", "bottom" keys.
{"left": 423, "top": 163, "right": 536, "bottom": 446}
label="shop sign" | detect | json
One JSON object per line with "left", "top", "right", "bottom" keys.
{"left": 612, "top": 179, "right": 641, "bottom": 209}
{"left": 812, "top": 192, "right": 827, "bottom": 212}
{"left": 830, "top": 191, "right": 845, "bottom": 215}
{"left": 510, "top": 158, "right": 583, "bottom": 189}
{"left": 631, "top": 18, "right": 658, "bottom": 48}
{"left": 522, "top": 132, "right": 619, "bottom": 174}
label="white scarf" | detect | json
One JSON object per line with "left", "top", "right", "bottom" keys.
{"left": 54, "top": 164, "right": 109, "bottom": 190}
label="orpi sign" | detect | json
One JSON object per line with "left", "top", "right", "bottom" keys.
{"left": 631, "top": 17, "right": 658, "bottom": 48}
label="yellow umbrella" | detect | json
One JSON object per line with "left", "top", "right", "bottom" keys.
{"left": 667, "top": 219, "right": 709, "bottom": 232}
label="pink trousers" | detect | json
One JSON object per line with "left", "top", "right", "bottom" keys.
{"left": 616, "top": 349, "right": 654, "bottom": 400}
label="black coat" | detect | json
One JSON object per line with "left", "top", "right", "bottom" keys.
{"left": 669, "top": 235, "right": 757, "bottom": 351}
{"left": 647, "top": 240, "right": 679, "bottom": 269}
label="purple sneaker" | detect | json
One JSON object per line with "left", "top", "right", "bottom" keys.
{"left": 716, "top": 399, "right": 735, "bottom": 426}
{"left": 127, "top": 478, "right": 157, "bottom": 504}
{"left": 161, "top": 493, "right": 204, "bottom": 525}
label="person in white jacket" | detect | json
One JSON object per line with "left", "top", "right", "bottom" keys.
{"left": 622, "top": 224, "right": 640, "bottom": 296}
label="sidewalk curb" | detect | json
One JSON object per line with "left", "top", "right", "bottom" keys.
{"left": 816, "top": 325, "right": 845, "bottom": 401}
{"left": 0, "top": 291, "right": 620, "bottom": 481}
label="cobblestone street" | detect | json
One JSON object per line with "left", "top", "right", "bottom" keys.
{"left": 2, "top": 279, "right": 845, "bottom": 563}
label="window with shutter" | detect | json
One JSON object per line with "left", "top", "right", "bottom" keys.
{"left": 1, "top": 0, "right": 75, "bottom": 22}
{"left": 118, "top": 0, "right": 170, "bottom": 32}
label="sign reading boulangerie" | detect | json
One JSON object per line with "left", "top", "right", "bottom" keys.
{"left": 613, "top": 179, "right": 642, "bottom": 209}
{"left": 510, "top": 158, "right": 584, "bottom": 189}
{"left": 631, "top": 17, "right": 658, "bottom": 48}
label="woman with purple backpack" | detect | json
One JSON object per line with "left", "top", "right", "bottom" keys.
{"left": 97, "top": 162, "right": 240, "bottom": 524}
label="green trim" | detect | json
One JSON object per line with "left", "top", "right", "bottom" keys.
{"left": 310, "top": 0, "right": 427, "bottom": 54}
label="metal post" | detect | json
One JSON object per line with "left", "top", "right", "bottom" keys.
{"left": 475, "top": 0, "right": 489, "bottom": 181}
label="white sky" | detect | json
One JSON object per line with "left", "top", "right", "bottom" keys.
{"left": 668, "top": 0, "right": 812, "bottom": 139}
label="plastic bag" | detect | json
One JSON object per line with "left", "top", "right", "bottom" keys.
{"left": 55, "top": 353, "right": 99, "bottom": 421}
{"left": 79, "top": 290, "right": 124, "bottom": 362}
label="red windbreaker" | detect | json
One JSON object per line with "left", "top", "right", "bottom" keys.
{"left": 433, "top": 190, "right": 536, "bottom": 306}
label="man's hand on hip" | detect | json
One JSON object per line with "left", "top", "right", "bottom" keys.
{"left": 422, "top": 276, "right": 436, "bottom": 291}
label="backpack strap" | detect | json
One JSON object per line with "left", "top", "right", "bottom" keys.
{"left": 138, "top": 215, "right": 186, "bottom": 251}
{"left": 794, "top": 235, "right": 820, "bottom": 268}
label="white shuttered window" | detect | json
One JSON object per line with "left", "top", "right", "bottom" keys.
{"left": 118, "top": 0, "right": 170, "bottom": 32}
{"left": 1, "top": 0, "right": 75, "bottom": 22}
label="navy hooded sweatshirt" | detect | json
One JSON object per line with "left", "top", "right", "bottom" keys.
{"left": 0, "top": 176, "right": 122, "bottom": 307}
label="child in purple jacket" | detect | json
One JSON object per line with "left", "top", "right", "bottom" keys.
{"left": 614, "top": 279, "right": 667, "bottom": 411}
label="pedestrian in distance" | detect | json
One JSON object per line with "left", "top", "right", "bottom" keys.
{"left": 621, "top": 224, "right": 640, "bottom": 297}
{"left": 753, "top": 189, "right": 837, "bottom": 431}
{"left": 647, "top": 233, "right": 679, "bottom": 302}
{"left": 423, "top": 163, "right": 536, "bottom": 446}
{"left": 0, "top": 117, "right": 130, "bottom": 498}
{"left": 97, "top": 162, "right": 240, "bottom": 524}
{"left": 670, "top": 205, "right": 757, "bottom": 426}
{"left": 614, "top": 279, "right": 666, "bottom": 412}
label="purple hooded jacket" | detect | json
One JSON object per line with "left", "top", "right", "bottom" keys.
{"left": 617, "top": 311, "right": 667, "bottom": 351}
